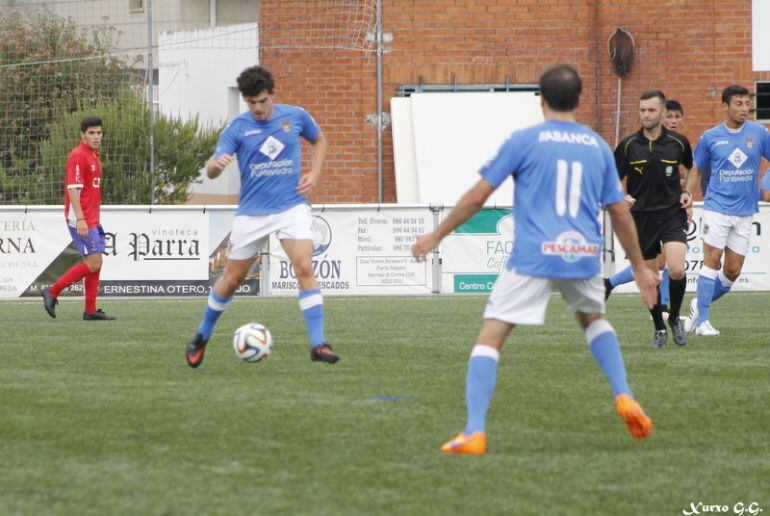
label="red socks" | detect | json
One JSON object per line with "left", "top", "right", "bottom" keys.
{"left": 84, "top": 268, "right": 101, "bottom": 313}
{"left": 50, "top": 263, "right": 91, "bottom": 297}
{"left": 50, "top": 263, "right": 101, "bottom": 313}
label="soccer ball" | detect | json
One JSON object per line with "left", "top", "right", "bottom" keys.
{"left": 232, "top": 323, "right": 273, "bottom": 362}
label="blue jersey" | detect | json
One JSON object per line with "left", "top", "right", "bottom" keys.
{"left": 480, "top": 120, "right": 625, "bottom": 279}
{"left": 214, "top": 104, "right": 321, "bottom": 216}
{"left": 693, "top": 121, "right": 770, "bottom": 216}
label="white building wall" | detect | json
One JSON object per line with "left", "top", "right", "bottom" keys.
{"left": 158, "top": 23, "right": 258, "bottom": 197}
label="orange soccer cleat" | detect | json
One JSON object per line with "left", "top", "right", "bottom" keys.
{"left": 186, "top": 332, "right": 209, "bottom": 369}
{"left": 440, "top": 431, "right": 487, "bottom": 455}
{"left": 615, "top": 393, "right": 654, "bottom": 440}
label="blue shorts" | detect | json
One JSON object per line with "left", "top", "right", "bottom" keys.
{"left": 68, "top": 224, "right": 106, "bottom": 256}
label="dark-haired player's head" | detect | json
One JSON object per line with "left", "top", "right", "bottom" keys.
{"left": 237, "top": 66, "right": 276, "bottom": 121}
{"left": 721, "top": 85, "right": 751, "bottom": 128}
{"left": 639, "top": 90, "right": 666, "bottom": 132}
{"left": 539, "top": 65, "right": 582, "bottom": 112}
{"left": 80, "top": 116, "right": 102, "bottom": 133}
{"left": 80, "top": 116, "right": 103, "bottom": 150}
{"left": 663, "top": 100, "right": 684, "bottom": 131}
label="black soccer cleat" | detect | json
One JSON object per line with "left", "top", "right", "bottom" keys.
{"left": 652, "top": 329, "right": 668, "bottom": 349}
{"left": 42, "top": 287, "right": 58, "bottom": 319}
{"left": 83, "top": 309, "right": 116, "bottom": 321}
{"left": 604, "top": 278, "right": 613, "bottom": 301}
{"left": 310, "top": 343, "right": 339, "bottom": 364}
{"left": 186, "top": 332, "right": 209, "bottom": 369}
{"left": 668, "top": 317, "right": 688, "bottom": 347}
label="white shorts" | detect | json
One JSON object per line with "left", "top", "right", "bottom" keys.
{"left": 701, "top": 209, "right": 753, "bottom": 256}
{"left": 228, "top": 204, "right": 312, "bottom": 260}
{"left": 483, "top": 267, "right": 605, "bottom": 326}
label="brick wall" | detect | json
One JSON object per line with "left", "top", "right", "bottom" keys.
{"left": 259, "top": 0, "right": 767, "bottom": 203}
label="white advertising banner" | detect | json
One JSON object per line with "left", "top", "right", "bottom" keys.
{"left": 0, "top": 210, "right": 71, "bottom": 298}
{"left": 100, "top": 211, "right": 208, "bottom": 281}
{"left": 267, "top": 207, "right": 433, "bottom": 296}
{"left": 440, "top": 208, "right": 514, "bottom": 293}
{"left": 611, "top": 204, "right": 770, "bottom": 292}
{"left": 0, "top": 206, "right": 226, "bottom": 298}
{"left": 440, "top": 204, "right": 770, "bottom": 294}
{"left": 3, "top": 204, "right": 769, "bottom": 299}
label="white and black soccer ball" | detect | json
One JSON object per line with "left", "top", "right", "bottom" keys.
{"left": 232, "top": 323, "right": 273, "bottom": 362}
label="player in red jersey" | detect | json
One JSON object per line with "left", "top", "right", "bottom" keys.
{"left": 42, "top": 116, "right": 115, "bottom": 321}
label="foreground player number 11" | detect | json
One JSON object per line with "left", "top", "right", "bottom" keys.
{"left": 556, "top": 159, "right": 583, "bottom": 218}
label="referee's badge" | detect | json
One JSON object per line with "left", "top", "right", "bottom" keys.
{"left": 281, "top": 119, "right": 292, "bottom": 133}
{"left": 665, "top": 165, "right": 674, "bottom": 177}
{"left": 746, "top": 137, "right": 754, "bottom": 148}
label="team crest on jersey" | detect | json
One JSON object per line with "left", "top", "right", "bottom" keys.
{"left": 746, "top": 137, "right": 754, "bottom": 148}
{"left": 703, "top": 223, "right": 709, "bottom": 235}
{"left": 281, "top": 119, "right": 292, "bottom": 133}
{"left": 541, "top": 231, "right": 600, "bottom": 263}
{"left": 665, "top": 165, "right": 674, "bottom": 177}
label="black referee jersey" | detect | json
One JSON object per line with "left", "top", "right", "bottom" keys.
{"left": 614, "top": 127, "right": 693, "bottom": 212}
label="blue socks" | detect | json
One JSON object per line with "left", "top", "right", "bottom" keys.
{"left": 198, "top": 290, "right": 234, "bottom": 340}
{"left": 696, "top": 266, "right": 718, "bottom": 324}
{"left": 660, "top": 268, "right": 670, "bottom": 307}
{"left": 299, "top": 289, "right": 325, "bottom": 348}
{"left": 711, "top": 270, "right": 733, "bottom": 303}
{"left": 586, "top": 319, "right": 630, "bottom": 398}
{"left": 464, "top": 345, "right": 499, "bottom": 435}
{"left": 463, "top": 321, "right": 630, "bottom": 434}
{"left": 609, "top": 266, "right": 635, "bottom": 289}
{"left": 610, "top": 266, "right": 671, "bottom": 306}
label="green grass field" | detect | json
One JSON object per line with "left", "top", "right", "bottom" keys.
{"left": 1, "top": 293, "right": 768, "bottom": 515}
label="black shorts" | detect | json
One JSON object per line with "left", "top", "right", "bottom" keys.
{"left": 632, "top": 208, "right": 688, "bottom": 260}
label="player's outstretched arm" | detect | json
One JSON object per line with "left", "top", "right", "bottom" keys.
{"left": 607, "top": 201, "right": 659, "bottom": 308}
{"left": 206, "top": 154, "right": 234, "bottom": 179}
{"left": 412, "top": 179, "right": 495, "bottom": 262}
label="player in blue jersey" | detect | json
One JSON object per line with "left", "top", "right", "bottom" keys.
{"left": 411, "top": 65, "right": 658, "bottom": 455}
{"left": 186, "top": 65, "right": 339, "bottom": 367}
{"left": 683, "top": 85, "right": 770, "bottom": 336}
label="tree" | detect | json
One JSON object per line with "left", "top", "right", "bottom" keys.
{"left": 0, "top": 8, "right": 136, "bottom": 204}
{"left": 39, "top": 90, "right": 222, "bottom": 204}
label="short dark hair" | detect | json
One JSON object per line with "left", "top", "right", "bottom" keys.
{"left": 237, "top": 65, "right": 275, "bottom": 97}
{"left": 538, "top": 65, "right": 582, "bottom": 111}
{"left": 640, "top": 89, "right": 666, "bottom": 104}
{"left": 665, "top": 100, "right": 683, "bottom": 115}
{"left": 80, "top": 116, "right": 102, "bottom": 132}
{"left": 721, "top": 85, "right": 750, "bottom": 104}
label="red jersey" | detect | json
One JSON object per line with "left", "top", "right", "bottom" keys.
{"left": 64, "top": 141, "right": 102, "bottom": 227}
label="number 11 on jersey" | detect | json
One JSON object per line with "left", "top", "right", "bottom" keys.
{"left": 556, "top": 159, "right": 583, "bottom": 218}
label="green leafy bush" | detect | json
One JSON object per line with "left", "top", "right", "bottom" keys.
{"left": 39, "top": 90, "right": 222, "bottom": 204}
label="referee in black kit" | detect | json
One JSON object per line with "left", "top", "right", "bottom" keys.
{"left": 614, "top": 89, "right": 693, "bottom": 349}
